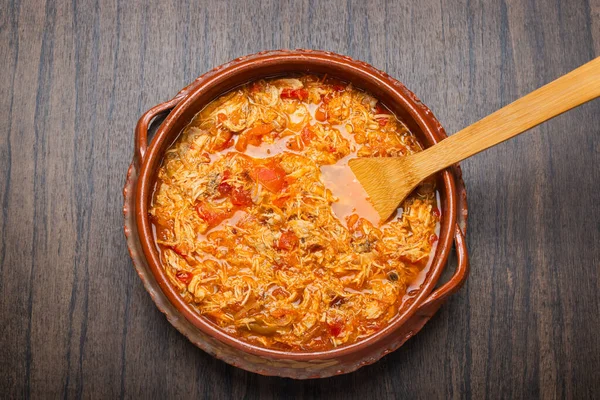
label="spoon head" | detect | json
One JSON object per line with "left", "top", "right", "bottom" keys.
{"left": 348, "top": 157, "right": 420, "bottom": 222}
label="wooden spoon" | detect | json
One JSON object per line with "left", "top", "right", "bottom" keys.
{"left": 349, "top": 57, "right": 600, "bottom": 221}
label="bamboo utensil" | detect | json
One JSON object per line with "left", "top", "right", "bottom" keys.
{"left": 349, "top": 57, "right": 600, "bottom": 221}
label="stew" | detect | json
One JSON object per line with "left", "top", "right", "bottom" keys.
{"left": 150, "top": 75, "right": 440, "bottom": 351}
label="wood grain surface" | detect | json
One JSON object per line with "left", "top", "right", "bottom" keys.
{"left": 1, "top": 0, "right": 598, "bottom": 398}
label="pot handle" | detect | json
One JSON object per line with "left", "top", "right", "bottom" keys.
{"left": 134, "top": 82, "right": 202, "bottom": 162}
{"left": 416, "top": 224, "right": 469, "bottom": 317}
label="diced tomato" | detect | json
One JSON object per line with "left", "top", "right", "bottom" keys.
{"left": 328, "top": 321, "right": 343, "bottom": 337}
{"left": 224, "top": 135, "right": 235, "bottom": 149}
{"left": 196, "top": 202, "right": 228, "bottom": 227}
{"left": 432, "top": 207, "right": 441, "bottom": 218}
{"left": 276, "top": 231, "right": 299, "bottom": 251}
{"left": 376, "top": 117, "right": 388, "bottom": 127}
{"left": 315, "top": 107, "right": 327, "bottom": 122}
{"left": 328, "top": 144, "right": 336, "bottom": 153}
{"left": 217, "top": 171, "right": 233, "bottom": 196}
{"left": 429, "top": 233, "right": 439, "bottom": 244}
{"left": 332, "top": 84, "right": 345, "bottom": 91}
{"left": 248, "top": 135, "right": 262, "bottom": 147}
{"left": 280, "top": 88, "right": 309, "bottom": 101}
{"left": 273, "top": 194, "right": 290, "bottom": 208}
{"left": 217, "top": 113, "right": 227, "bottom": 123}
{"left": 235, "top": 134, "right": 249, "bottom": 151}
{"left": 212, "top": 131, "right": 233, "bottom": 151}
{"left": 246, "top": 123, "right": 274, "bottom": 137}
{"left": 252, "top": 163, "right": 287, "bottom": 192}
{"left": 249, "top": 82, "right": 262, "bottom": 93}
{"left": 301, "top": 126, "right": 316, "bottom": 144}
{"left": 235, "top": 123, "right": 274, "bottom": 152}
{"left": 218, "top": 182, "right": 232, "bottom": 195}
{"left": 231, "top": 187, "right": 253, "bottom": 207}
{"left": 175, "top": 271, "right": 193, "bottom": 284}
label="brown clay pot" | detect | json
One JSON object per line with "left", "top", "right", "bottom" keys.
{"left": 123, "top": 50, "right": 469, "bottom": 379}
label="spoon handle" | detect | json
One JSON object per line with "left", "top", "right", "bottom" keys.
{"left": 412, "top": 57, "right": 600, "bottom": 178}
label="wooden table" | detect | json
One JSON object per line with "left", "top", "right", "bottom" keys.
{"left": 1, "top": 0, "right": 598, "bottom": 398}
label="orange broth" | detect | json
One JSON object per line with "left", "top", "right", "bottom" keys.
{"left": 150, "top": 75, "right": 441, "bottom": 351}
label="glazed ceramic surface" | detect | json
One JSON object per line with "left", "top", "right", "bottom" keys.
{"left": 124, "top": 50, "right": 469, "bottom": 378}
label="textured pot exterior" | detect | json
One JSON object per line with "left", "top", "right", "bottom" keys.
{"left": 123, "top": 50, "right": 469, "bottom": 378}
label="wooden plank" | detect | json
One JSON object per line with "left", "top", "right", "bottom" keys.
{"left": 0, "top": 0, "right": 49, "bottom": 397}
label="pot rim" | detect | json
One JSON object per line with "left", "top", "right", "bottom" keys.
{"left": 134, "top": 49, "right": 459, "bottom": 361}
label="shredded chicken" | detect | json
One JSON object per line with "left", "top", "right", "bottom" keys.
{"left": 150, "top": 75, "right": 440, "bottom": 351}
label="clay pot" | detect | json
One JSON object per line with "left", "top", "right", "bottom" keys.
{"left": 123, "top": 50, "right": 469, "bottom": 378}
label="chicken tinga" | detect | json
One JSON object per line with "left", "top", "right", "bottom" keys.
{"left": 150, "top": 75, "right": 441, "bottom": 351}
